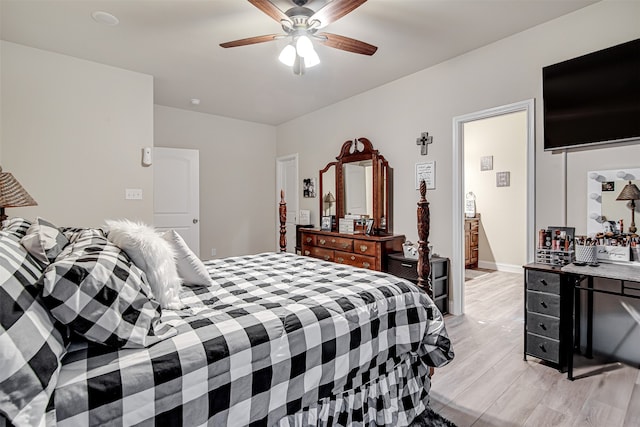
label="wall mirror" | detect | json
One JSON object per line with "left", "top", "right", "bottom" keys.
{"left": 587, "top": 167, "right": 640, "bottom": 235}
{"left": 319, "top": 138, "right": 393, "bottom": 234}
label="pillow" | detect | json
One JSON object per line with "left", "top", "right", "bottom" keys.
{"left": 1, "top": 217, "right": 32, "bottom": 238}
{"left": 21, "top": 217, "right": 69, "bottom": 267}
{"left": 40, "top": 229, "right": 176, "bottom": 348}
{"left": 105, "top": 219, "right": 183, "bottom": 309}
{"left": 162, "top": 229, "right": 212, "bottom": 286}
{"left": 0, "top": 230, "right": 67, "bottom": 427}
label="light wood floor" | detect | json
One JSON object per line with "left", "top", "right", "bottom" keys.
{"left": 429, "top": 269, "right": 640, "bottom": 427}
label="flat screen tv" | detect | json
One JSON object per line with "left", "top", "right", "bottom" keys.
{"left": 543, "top": 38, "right": 640, "bottom": 151}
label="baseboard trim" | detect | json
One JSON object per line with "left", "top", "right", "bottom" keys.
{"left": 477, "top": 261, "right": 523, "bottom": 274}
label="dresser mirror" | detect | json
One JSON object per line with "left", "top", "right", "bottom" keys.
{"left": 319, "top": 138, "right": 393, "bottom": 234}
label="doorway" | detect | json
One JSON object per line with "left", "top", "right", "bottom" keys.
{"left": 153, "top": 147, "right": 200, "bottom": 256}
{"left": 452, "top": 100, "right": 535, "bottom": 315}
{"left": 276, "top": 154, "right": 299, "bottom": 252}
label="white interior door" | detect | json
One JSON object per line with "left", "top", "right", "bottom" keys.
{"left": 276, "top": 154, "right": 299, "bottom": 252}
{"left": 153, "top": 147, "right": 200, "bottom": 256}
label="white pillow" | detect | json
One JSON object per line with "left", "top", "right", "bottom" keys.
{"left": 162, "top": 229, "right": 212, "bottom": 286}
{"left": 105, "top": 219, "right": 183, "bottom": 309}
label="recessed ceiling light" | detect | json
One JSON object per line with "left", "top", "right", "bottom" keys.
{"left": 190, "top": 99, "right": 201, "bottom": 106}
{"left": 91, "top": 11, "right": 119, "bottom": 26}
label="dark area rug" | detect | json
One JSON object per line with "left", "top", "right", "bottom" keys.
{"left": 409, "top": 406, "right": 457, "bottom": 427}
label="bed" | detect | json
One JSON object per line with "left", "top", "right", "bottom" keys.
{"left": 0, "top": 183, "right": 453, "bottom": 426}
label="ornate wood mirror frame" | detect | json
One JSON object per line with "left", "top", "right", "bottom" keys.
{"left": 319, "top": 138, "right": 393, "bottom": 235}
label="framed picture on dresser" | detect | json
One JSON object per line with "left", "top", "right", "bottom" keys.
{"left": 321, "top": 216, "right": 333, "bottom": 231}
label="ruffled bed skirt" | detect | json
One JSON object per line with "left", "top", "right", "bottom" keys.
{"left": 275, "top": 355, "right": 431, "bottom": 427}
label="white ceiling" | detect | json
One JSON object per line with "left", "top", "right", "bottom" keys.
{"left": 1, "top": 0, "right": 598, "bottom": 125}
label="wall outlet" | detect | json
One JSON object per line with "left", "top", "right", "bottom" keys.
{"left": 125, "top": 188, "right": 143, "bottom": 200}
{"left": 211, "top": 248, "right": 217, "bottom": 256}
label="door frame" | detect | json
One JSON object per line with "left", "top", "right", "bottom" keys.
{"left": 451, "top": 99, "right": 535, "bottom": 315}
{"left": 276, "top": 153, "right": 299, "bottom": 252}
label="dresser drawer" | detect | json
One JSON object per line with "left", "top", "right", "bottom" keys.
{"left": 352, "top": 239, "right": 377, "bottom": 256}
{"left": 526, "top": 333, "right": 560, "bottom": 364}
{"left": 335, "top": 251, "right": 376, "bottom": 270}
{"left": 303, "top": 246, "right": 334, "bottom": 262}
{"left": 527, "top": 290, "right": 560, "bottom": 317}
{"left": 316, "top": 235, "right": 353, "bottom": 251}
{"left": 301, "top": 234, "right": 316, "bottom": 246}
{"left": 387, "top": 257, "right": 418, "bottom": 281}
{"left": 526, "top": 269, "right": 560, "bottom": 294}
{"left": 527, "top": 312, "right": 560, "bottom": 340}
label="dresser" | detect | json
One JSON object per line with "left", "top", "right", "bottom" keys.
{"left": 465, "top": 216, "right": 479, "bottom": 268}
{"left": 523, "top": 263, "right": 572, "bottom": 371}
{"left": 387, "top": 254, "right": 449, "bottom": 314}
{"left": 300, "top": 229, "right": 404, "bottom": 271}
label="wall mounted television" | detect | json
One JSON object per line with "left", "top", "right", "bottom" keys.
{"left": 542, "top": 38, "right": 640, "bottom": 151}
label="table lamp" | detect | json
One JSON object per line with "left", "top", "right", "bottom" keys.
{"left": 324, "top": 191, "right": 335, "bottom": 216}
{"left": 616, "top": 180, "right": 640, "bottom": 233}
{"left": 0, "top": 166, "right": 37, "bottom": 223}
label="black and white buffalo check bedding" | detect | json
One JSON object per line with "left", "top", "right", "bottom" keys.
{"left": 52, "top": 252, "right": 454, "bottom": 426}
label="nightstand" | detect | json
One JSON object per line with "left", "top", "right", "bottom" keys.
{"left": 386, "top": 254, "right": 449, "bottom": 314}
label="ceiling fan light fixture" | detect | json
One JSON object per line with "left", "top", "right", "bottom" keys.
{"left": 304, "top": 49, "right": 320, "bottom": 68}
{"left": 279, "top": 44, "right": 296, "bottom": 66}
{"left": 295, "top": 35, "right": 315, "bottom": 58}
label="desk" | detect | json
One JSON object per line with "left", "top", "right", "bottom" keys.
{"left": 561, "top": 262, "right": 640, "bottom": 380}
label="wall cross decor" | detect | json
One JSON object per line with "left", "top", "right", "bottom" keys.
{"left": 416, "top": 132, "right": 433, "bottom": 155}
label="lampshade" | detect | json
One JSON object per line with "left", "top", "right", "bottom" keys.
{"left": 280, "top": 34, "right": 320, "bottom": 75}
{"left": 616, "top": 181, "right": 640, "bottom": 201}
{"left": 0, "top": 166, "right": 37, "bottom": 222}
{"left": 324, "top": 192, "right": 336, "bottom": 203}
{"left": 278, "top": 44, "right": 296, "bottom": 67}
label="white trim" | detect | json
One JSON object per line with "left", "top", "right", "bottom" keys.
{"left": 477, "top": 261, "right": 524, "bottom": 274}
{"left": 452, "top": 99, "right": 535, "bottom": 315}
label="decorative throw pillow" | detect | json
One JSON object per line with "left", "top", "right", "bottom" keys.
{"left": 40, "top": 229, "right": 176, "bottom": 348}
{"left": 21, "top": 217, "right": 70, "bottom": 267}
{"left": 162, "top": 229, "right": 212, "bottom": 286}
{"left": 1, "top": 217, "right": 32, "bottom": 238}
{"left": 105, "top": 219, "right": 183, "bottom": 309}
{"left": 0, "top": 230, "right": 67, "bottom": 427}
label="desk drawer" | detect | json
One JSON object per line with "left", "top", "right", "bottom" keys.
{"left": 317, "top": 236, "right": 353, "bottom": 251}
{"left": 527, "top": 291, "right": 560, "bottom": 317}
{"left": 387, "top": 257, "right": 418, "bottom": 281}
{"left": 335, "top": 251, "right": 376, "bottom": 270}
{"left": 526, "top": 270, "right": 560, "bottom": 294}
{"left": 527, "top": 312, "right": 560, "bottom": 340}
{"left": 526, "top": 333, "right": 560, "bottom": 364}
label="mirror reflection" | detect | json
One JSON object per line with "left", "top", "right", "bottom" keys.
{"left": 343, "top": 160, "right": 373, "bottom": 217}
{"left": 601, "top": 179, "right": 640, "bottom": 231}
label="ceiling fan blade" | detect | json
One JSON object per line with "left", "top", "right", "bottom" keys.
{"left": 248, "top": 0, "right": 289, "bottom": 23}
{"left": 317, "top": 32, "right": 377, "bottom": 56}
{"left": 220, "top": 34, "right": 280, "bottom": 48}
{"left": 310, "top": 0, "right": 367, "bottom": 28}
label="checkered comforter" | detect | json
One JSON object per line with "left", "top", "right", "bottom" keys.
{"left": 53, "top": 253, "right": 453, "bottom": 426}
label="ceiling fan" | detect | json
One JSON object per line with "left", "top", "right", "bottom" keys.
{"left": 220, "top": 0, "right": 377, "bottom": 75}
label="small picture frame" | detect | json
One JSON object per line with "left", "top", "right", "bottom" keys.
{"left": 365, "top": 219, "right": 374, "bottom": 235}
{"left": 480, "top": 155, "right": 493, "bottom": 171}
{"left": 321, "top": 216, "right": 332, "bottom": 231}
{"left": 303, "top": 178, "right": 316, "bottom": 198}
{"left": 415, "top": 161, "right": 436, "bottom": 190}
{"left": 496, "top": 171, "right": 510, "bottom": 187}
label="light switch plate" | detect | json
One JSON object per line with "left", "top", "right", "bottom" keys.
{"left": 125, "top": 188, "right": 143, "bottom": 200}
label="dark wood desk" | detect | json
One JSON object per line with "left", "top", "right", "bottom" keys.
{"left": 561, "top": 262, "right": 640, "bottom": 380}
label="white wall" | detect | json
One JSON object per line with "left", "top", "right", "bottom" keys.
{"left": 464, "top": 111, "right": 527, "bottom": 270}
{"left": 154, "top": 105, "right": 277, "bottom": 259}
{"left": 1, "top": 41, "right": 154, "bottom": 226}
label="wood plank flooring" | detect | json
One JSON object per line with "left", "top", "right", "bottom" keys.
{"left": 429, "top": 269, "right": 640, "bottom": 427}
